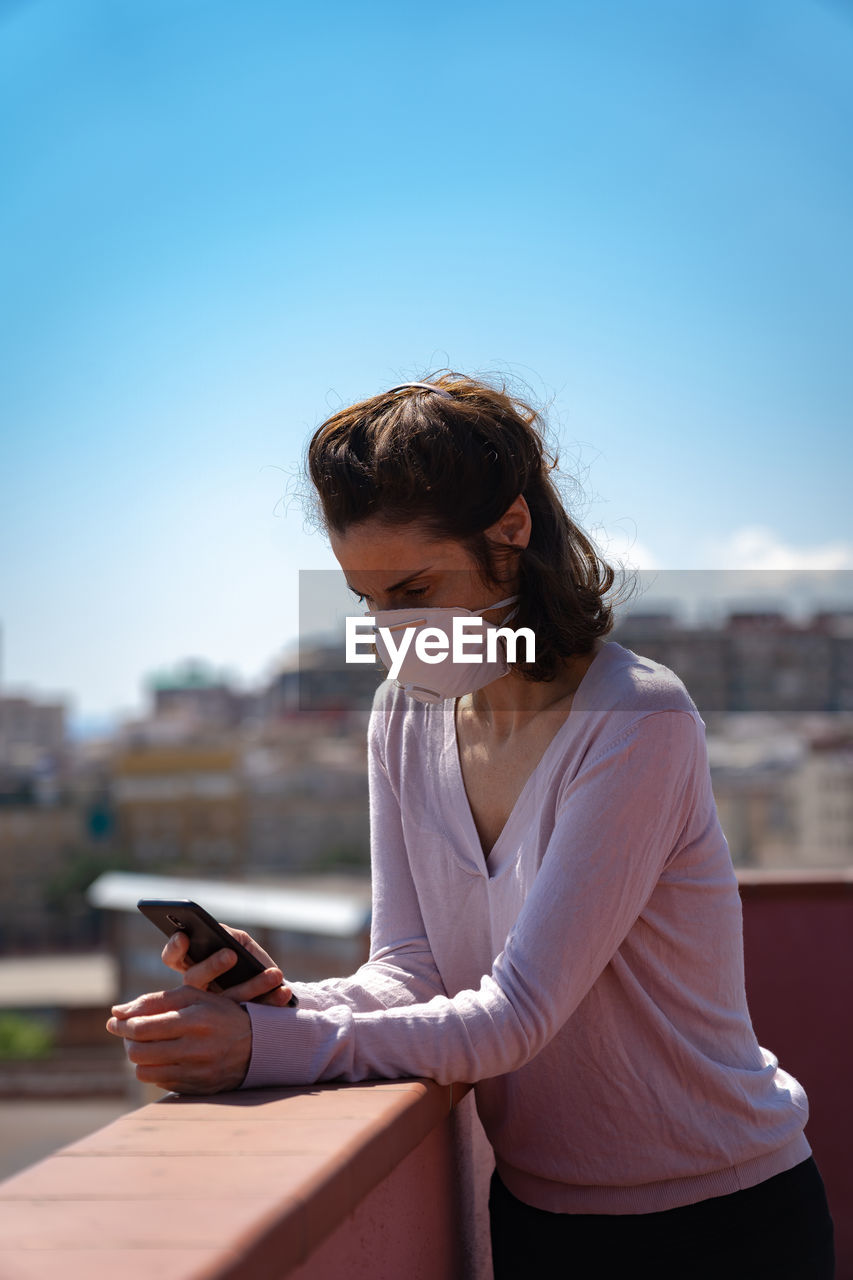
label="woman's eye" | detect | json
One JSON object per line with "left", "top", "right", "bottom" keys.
{"left": 349, "top": 586, "right": 428, "bottom": 607}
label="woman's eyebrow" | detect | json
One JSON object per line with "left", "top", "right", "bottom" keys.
{"left": 345, "top": 566, "right": 433, "bottom": 596}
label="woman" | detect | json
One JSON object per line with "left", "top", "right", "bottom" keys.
{"left": 107, "top": 372, "right": 835, "bottom": 1278}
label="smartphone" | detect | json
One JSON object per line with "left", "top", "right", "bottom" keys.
{"left": 137, "top": 898, "right": 297, "bottom": 1004}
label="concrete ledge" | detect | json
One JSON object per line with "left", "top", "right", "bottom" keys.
{"left": 736, "top": 866, "right": 853, "bottom": 895}
{"left": 0, "top": 1078, "right": 482, "bottom": 1280}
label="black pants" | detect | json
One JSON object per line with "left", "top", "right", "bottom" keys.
{"left": 489, "top": 1157, "right": 836, "bottom": 1279}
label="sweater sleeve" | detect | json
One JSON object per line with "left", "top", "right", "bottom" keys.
{"left": 242, "top": 707, "right": 704, "bottom": 1088}
{"left": 241, "top": 689, "right": 446, "bottom": 1078}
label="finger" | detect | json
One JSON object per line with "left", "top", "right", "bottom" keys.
{"left": 182, "top": 948, "right": 238, "bottom": 991}
{"left": 125, "top": 1035, "right": 194, "bottom": 1065}
{"left": 106, "top": 1009, "right": 186, "bottom": 1041}
{"left": 216, "top": 968, "right": 287, "bottom": 1004}
{"left": 221, "top": 925, "right": 250, "bottom": 945}
{"left": 133, "top": 1062, "right": 186, "bottom": 1091}
{"left": 161, "top": 931, "right": 191, "bottom": 972}
{"left": 111, "top": 985, "right": 201, "bottom": 1020}
{"left": 257, "top": 984, "right": 298, "bottom": 1008}
{"left": 221, "top": 925, "right": 276, "bottom": 970}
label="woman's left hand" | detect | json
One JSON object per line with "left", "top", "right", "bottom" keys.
{"left": 105, "top": 985, "right": 252, "bottom": 1095}
{"left": 161, "top": 928, "right": 295, "bottom": 1007}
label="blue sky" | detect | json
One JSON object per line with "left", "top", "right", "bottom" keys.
{"left": 1, "top": 0, "right": 852, "bottom": 723}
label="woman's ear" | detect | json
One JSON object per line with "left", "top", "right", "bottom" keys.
{"left": 487, "top": 494, "right": 531, "bottom": 550}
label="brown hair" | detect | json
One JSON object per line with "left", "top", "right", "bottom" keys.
{"left": 305, "top": 370, "right": 617, "bottom": 682}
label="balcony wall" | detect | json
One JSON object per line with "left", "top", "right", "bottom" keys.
{"left": 738, "top": 868, "right": 852, "bottom": 1275}
{"left": 0, "top": 1079, "right": 494, "bottom": 1280}
{"left": 0, "top": 870, "right": 849, "bottom": 1280}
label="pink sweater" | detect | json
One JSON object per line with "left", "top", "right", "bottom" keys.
{"left": 241, "top": 641, "right": 811, "bottom": 1213}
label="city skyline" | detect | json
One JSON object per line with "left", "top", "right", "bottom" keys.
{"left": 6, "top": 573, "right": 853, "bottom": 739}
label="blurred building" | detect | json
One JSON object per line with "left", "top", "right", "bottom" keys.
{"left": 264, "top": 640, "right": 385, "bottom": 717}
{"left": 107, "top": 644, "right": 375, "bottom": 876}
{"left": 145, "top": 659, "right": 255, "bottom": 733}
{"left": 613, "top": 608, "right": 853, "bottom": 714}
{"left": 795, "top": 732, "right": 853, "bottom": 867}
{"left": 707, "top": 716, "right": 853, "bottom": 869}
{"left": 0, "top": 952, "right": 125, "bottom": 1099}
{"left": 0, "top": 694, "right": 68, "bottom": 806}
{"left": 0, "top": 807, "right": 82, "bottom": 950}
{"left": 707, "top": 720, "right": 804, "bottom": 868}
{"left": 111, "top": 733, "right": 370, "bottom": 875}
{"left": 242, "top": 727, "right": 369, "bottom": 871}
{"left": 0, "top": 695, "right": 66, "bottom": 768}
{"left": 0, "top": 692, "right": 97, "bottom": 950}
{"left": 112, "top": 745, "right": 246, "bottom": 871}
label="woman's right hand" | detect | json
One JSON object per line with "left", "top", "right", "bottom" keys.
{"left": 161, "top": 925, "right": 296, "bottom": 1007}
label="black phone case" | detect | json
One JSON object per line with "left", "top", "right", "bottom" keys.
{"left": 137, "top": 898, "right": 267, "bottom": 990}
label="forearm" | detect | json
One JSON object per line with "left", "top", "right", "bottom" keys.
{"left": 243, "top": 964, "right": 536, "bottom": 1089}
{"left": 284, "top": 945, "right": 447, "bottom": 1013}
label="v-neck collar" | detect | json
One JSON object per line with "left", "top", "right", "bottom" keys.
{"left": 442, "top": 641, "right": 615, "bottom": 878}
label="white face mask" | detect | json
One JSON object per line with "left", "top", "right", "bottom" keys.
{"left": 367, "top": 595, "right": 520, "bottom": 703}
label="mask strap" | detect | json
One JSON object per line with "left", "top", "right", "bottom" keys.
{"left": 474, "top": 595, "right": 519, "bottom": 615}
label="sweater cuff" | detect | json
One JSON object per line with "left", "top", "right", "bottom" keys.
{"left": 240, "top": 1001, "right": 317, "bottom": 1089}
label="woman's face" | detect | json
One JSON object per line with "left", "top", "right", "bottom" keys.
{"left": 330, "top": 519, "right": 494, "bottom": 615}
{"left": 329, "top": 498, "right": 530, "bottom": 616}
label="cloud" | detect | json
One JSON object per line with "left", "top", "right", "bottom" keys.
{"left": 707, "top": 526, "right": 853, "bottom": 571}
{"left": 591, "top": 524, "right": 663, "bottom": 571}
{"left": 585, "top": 524, "right": 853, "bottom": 583}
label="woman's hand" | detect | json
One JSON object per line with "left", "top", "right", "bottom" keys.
{"left": 106, "top": 986, "right": 253, "bottom": 1094}
{"left": 161, "top": 925, "right": 296, "bottom": 1007}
